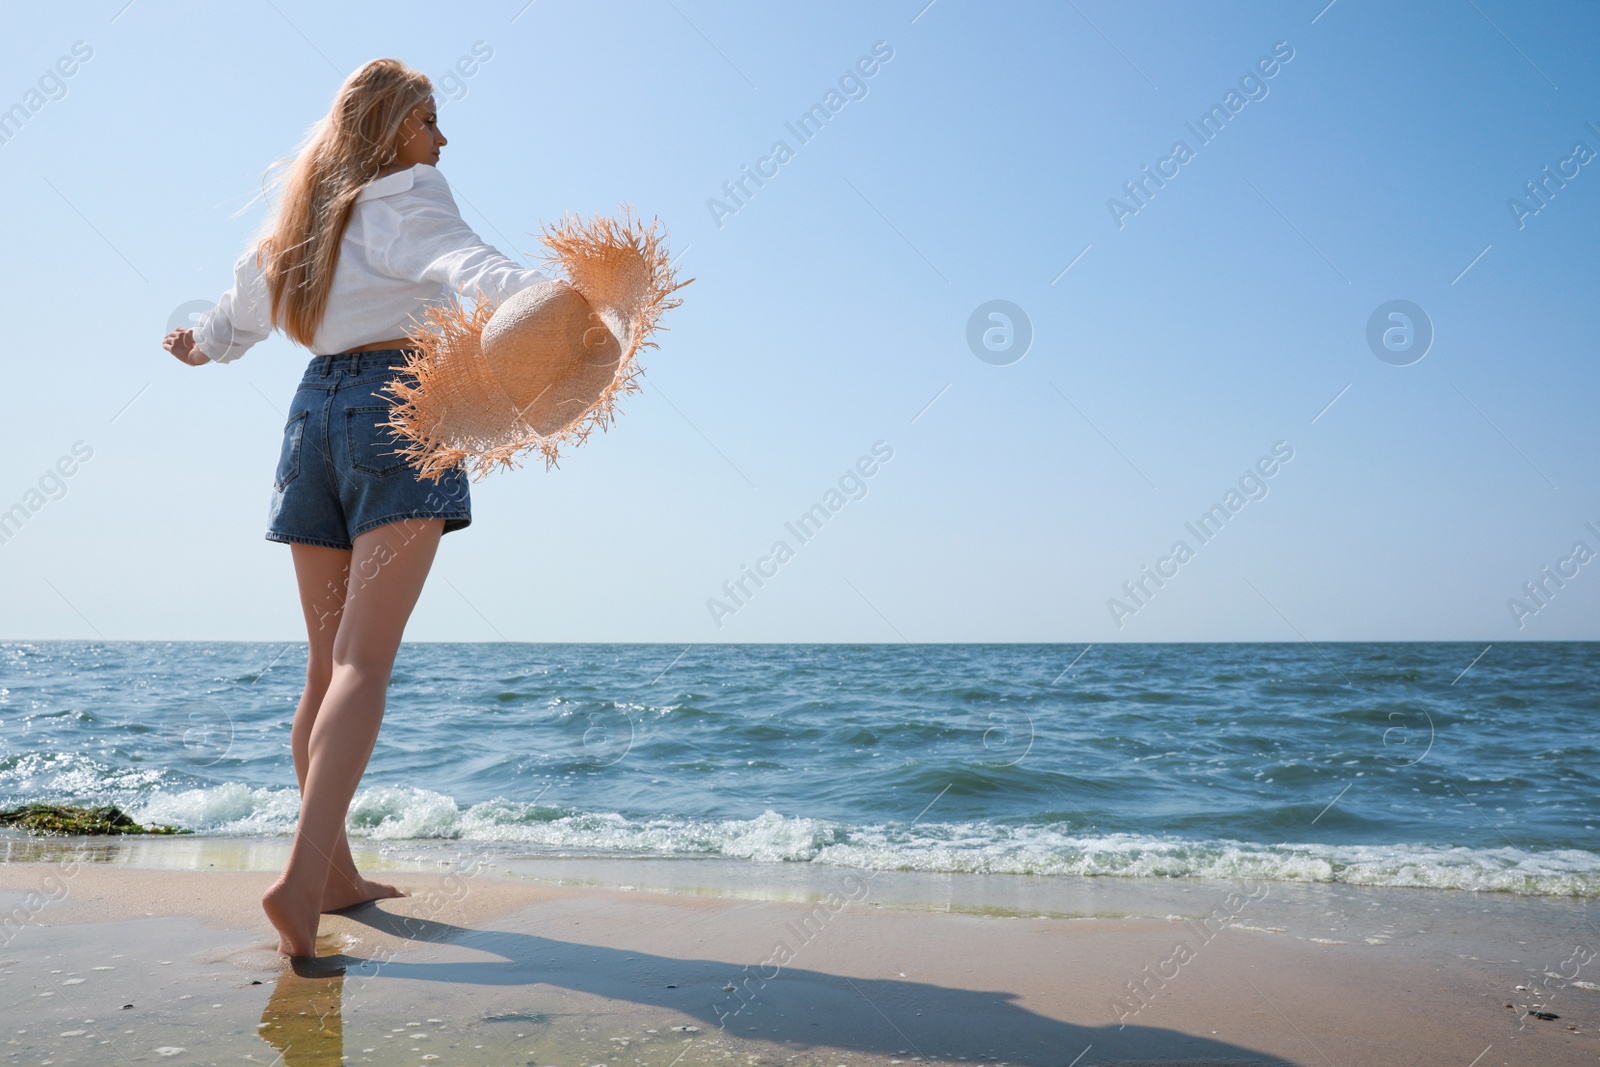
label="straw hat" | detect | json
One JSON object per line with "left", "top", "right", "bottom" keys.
{"left": 385, "top": 206, "right": 692, "bottom": 480}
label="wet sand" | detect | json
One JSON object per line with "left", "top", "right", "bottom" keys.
{"left": 0, "top": 836, "right": 1594, "bottom": 1065}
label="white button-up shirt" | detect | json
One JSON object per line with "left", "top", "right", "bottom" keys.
{"left": 191, "top": 163, "right": 554, "bottom": 363}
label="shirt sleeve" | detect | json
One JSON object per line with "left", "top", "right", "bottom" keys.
{"left": 371, "top": 171, "right": 556, "bottom": 303}
{"left": 191, "top": 245, "right": 275, "bottom": 364}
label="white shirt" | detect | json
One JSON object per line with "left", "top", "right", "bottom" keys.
{"left": 191, "top": 163, "right": 555, "bottom": 363}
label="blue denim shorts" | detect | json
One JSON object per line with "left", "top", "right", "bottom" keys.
{"left": 265, "top": 349, "right": 471, "bottom": 551}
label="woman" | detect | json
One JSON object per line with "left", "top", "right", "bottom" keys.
{"left": 162, "top": 58, "right": 557, "bottom": 958}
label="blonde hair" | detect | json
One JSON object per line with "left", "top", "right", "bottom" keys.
{"left": 255, "top": 59, "right": 434, "bottom": 347}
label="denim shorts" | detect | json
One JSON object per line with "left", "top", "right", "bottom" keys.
{"left": 264, "top": 349, "right": 471, "bottom": 551}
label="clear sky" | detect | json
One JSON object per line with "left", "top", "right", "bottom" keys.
{"left": 1, "top": 0, "right": 1596, "bottom": 643}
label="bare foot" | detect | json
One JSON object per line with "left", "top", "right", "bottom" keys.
{"left": 262, "top": 877, "right": 323, "bottom": 958}
{"left": 321, "top": 875, "right": 406, "bottom": 913}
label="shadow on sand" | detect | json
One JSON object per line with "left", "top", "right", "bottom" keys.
{"left": 254, "top": 902, "right": 1300, "bottom": 1066}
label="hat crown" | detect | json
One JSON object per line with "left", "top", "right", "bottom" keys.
{"left": 480, "top": 280, "right": 622, "bottom": 434}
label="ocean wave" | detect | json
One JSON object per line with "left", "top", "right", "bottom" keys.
{"left": 117, "top": 783, "right": 1600, "bottom": 897}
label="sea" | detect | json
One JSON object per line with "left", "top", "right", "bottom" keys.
{"left": 1, "top": 641, "right": 1595, "bottom": 897}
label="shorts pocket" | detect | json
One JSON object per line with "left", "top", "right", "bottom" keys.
{"left": 274, "top": 409, "right": 310, "bottom": 491}
{"left": 346, "top": 404, "right": 412, "bottom": 477}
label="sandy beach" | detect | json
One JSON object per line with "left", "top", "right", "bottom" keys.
{"left": 1, "top": 837, "right": 1593, "bottom": 1066}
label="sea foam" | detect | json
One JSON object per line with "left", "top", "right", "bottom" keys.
{"left": 121, "top": 783, "right": 1600, "bottom": 897}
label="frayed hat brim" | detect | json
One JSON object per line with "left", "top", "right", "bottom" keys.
{"left": 384, "top": 205, "right": 691, "bottom": 481}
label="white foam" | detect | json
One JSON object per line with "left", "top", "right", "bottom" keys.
{"left": 116, "top": 783, "right": 1600, "bottom": 897}
{"left": 349, "top": 785, "right": 462, "bottom": 839}
{"left": 133, "top": 782, "right": 301, "bottom": 834}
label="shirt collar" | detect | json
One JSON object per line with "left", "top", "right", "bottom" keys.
{"left": 356, "top": 165, "right": 422, "bottom": 203}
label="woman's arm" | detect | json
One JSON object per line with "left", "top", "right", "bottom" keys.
{"left": 371, "top": 170, "right": 557, "bottom": 303}
{"left": 184, "top": 246, "right": 276, "bottom": 364}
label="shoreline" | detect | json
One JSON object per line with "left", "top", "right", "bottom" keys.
{"left": 2, "top": 838, "right": 1596, "bottom": 1065}
{"left": 4, "top": 830, "right": 1597, "bottom": 910}
{"left": 8, "top": 819, "right": 1596, "bottom": 899}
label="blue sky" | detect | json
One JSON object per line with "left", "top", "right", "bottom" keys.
{"left": 1, "top": 0, "right": 1596, "bottom": 642}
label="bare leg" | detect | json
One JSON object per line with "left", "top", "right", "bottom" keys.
{"left": 286, "top": 543, "right": 405, "bottom": 913}
{"left": 264, "top": 520, "right": 444, "bottom": 956}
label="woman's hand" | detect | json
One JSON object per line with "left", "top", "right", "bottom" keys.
{"left": 163, "top": 328, "right": 210, "bottom": 366}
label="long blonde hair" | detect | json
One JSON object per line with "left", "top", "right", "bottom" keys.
{"left": 256, "top": 59, "right": 433, "bottom": 347}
